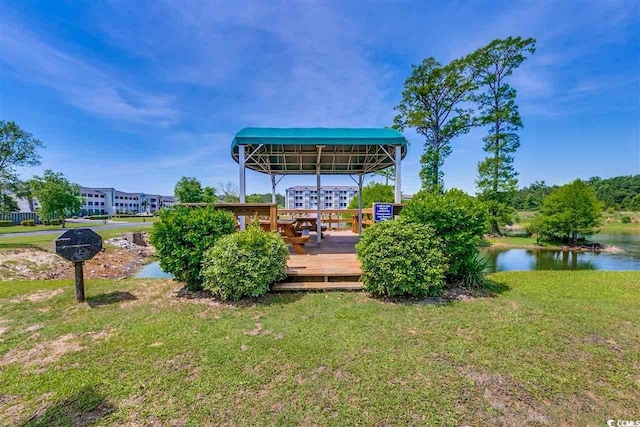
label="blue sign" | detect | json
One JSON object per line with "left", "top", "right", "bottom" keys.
{"left": 374, "top": 203, "right": 394, "bottom": 222}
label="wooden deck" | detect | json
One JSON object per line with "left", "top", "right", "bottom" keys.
{"left": 273, "top": 231, "right": 363, "bottom": 291}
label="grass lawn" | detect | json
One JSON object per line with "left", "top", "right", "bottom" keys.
{"left": 109, "top": 217, "right": 159, "bottom": 223}
{"left": 1, "top": 271, "right": 638, "bottom": 425}
{"left": 0, "top": 222, "right": 96, "bottom": 234}
{"left": 0, "top": 225, "right": 155, "bottom": 251}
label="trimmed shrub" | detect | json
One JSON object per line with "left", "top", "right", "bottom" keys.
{"left": 621, "top": 216, "right": 631, "bottom": 224}
{"left": 356, "top": 219, "right": 447, "bottom": 297}
{"left": 43, "top": 219, "right": 62, "bottom": 226}
{"left": 20, "top": 220, "right": 35, "bottom": 226}
{"left": 202, "top": 224, "right": 289, "bottom": 301}
{"left": 86, "top": 215, "right": 109, "bottom": 220}
{"left": 150, "top": 206, "right": 235, "bottom": 290}
{"left": 0, "top": 220, "right": 13, "bottom": 227}
{"left": 401, "top": 189, "right": 487, "bottom": 283}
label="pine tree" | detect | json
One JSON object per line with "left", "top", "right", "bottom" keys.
{"left": 470, "top": 37, "right": 536, "bottom": 235}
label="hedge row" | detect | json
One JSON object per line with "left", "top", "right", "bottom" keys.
{"left": 0, "top": 220, "right": 13, "bottom": 227}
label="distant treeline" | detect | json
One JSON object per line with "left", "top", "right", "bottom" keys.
{"left": 514, "top": 175, "right": 640, "bottom": 211}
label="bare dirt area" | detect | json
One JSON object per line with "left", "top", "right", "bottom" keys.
{"left": 0, "top": 234, "right": 155, "bottom": 281}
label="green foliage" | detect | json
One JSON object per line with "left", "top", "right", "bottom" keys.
{"left": 202, "top": 224, "right": 289, "bottom": 301}
{"left": 202, "top": 186, "right": 217, "bottom": 203}
{"left": 514, "top": 175, "right": 640, "bottom": 212}
{"left": 245, "top": 193, "right": 285, "bottom": 207}
{"left": 42, "top": 219, "right": 62, "bottom": 225}
{"left": 588, "top": 175, "right": 640, "bottom": 211}
{"left": 0, "top": 193, "right": 19, "bottom": 214}
{"left": 513, "top": 180, "right": 556, "bottom": 210}
{"left": 174, "top": 177, "right": 204, "bottom": 203}
{"left": 401, "top": 189, "right": 487, "bottom": 280}
{"left": 348, "top": 183, "right": 394, "bottom": 209}
{"left": 538, "top": 180, "right": 602, "bottom": 245}
{"left": 455, "top": 255, "right": 489, "bottom": 289}
{"left": 469, "top": 37, "right": 536, "bottom": 234}
{"left": 20, "top": 219, "right": 35, "bottom": 226}
{"left": 31, "top": 170, "right": 83, "bottom": 225}
{"left": 394, "top": 57, "right": 476, "bottom": 193}
{"left": 356, "top": 219, "right": 447, "bottom": 297}
{"left": 620, "top": 216, "right": 631, "bottom": 224}
{"left": 372, "top": 167, "right": 395, "bottom": 185}
{"left": 0, "top": 220, "right": 13, "bottom": 227}
{"left": 526, "top": 214, "right": 546, "bottom": 244}
{"left": 0, "top": 121, "right": 43, "bottom": 191}
{"left": 150, "top": 206, "right": 235, "bottom": 290}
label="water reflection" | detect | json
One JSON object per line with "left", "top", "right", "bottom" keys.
{"left": 136, "top": 262, "right": 173, "bottom": 278}
{"left": 480, "top": 247, "right": 640, "bottom": 272}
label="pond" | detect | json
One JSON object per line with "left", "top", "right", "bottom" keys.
{"left": 480, "top": 232, "right": 640, "bottom": 272}
{"left": 136, "top": 231, "right": 639, "bottom": 278}
{"left": 136, "top": 261, "right": 173, "bottom": 279}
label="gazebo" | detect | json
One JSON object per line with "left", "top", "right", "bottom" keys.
{"left": 231, "top": 127, "right": 408, "bottom": 243}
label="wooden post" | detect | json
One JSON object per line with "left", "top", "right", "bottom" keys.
{"left": 270, "top": 204, "right": 278, "bottom": 232}
{"left": 74, "top": 261, "right": 85, "bottom": 303}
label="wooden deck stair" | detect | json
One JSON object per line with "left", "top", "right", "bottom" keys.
{"left": 273, "top": 281, "right": 363, "bottom": 291}
{"left": 275, "top": 231, "right": 363, "bottom": 291}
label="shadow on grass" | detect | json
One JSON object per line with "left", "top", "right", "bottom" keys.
{"left": 173, "top": 286, "right": 305, "bottom": 306}
{"left": 370, "top": 279, "right": 511, "bottom": 306}
{"left": 20, "top": 386, "right": 114, "bottom": 427}
{"left": 86, "top": 291, "right": 137, "bottom": 308}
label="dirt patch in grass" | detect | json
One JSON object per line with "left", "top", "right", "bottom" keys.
{"left": 10, "top": 288, "right": 64, "bottom": 303}
{"left": 463, "top": 367, "right": 550, "bottom": 425}
{"left": 0, "top": 330, "right": 115, "bottom": 371}
{"left": 0, "top": 249, "right": 65, "bottom": 281}
{"left": 0, "top": 241, "right": 155, "bottom": 281}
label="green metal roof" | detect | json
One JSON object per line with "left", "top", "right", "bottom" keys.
{"left": 231, "top": 127, "right": 407, "bottom": 175}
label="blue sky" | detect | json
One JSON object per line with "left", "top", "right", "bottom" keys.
{"left": 1, "top": 0, "right": 638, "bottom": 196}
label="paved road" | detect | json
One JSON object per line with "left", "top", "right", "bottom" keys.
{"left": 0, "top": 221, "right": 153, "bottom": 238}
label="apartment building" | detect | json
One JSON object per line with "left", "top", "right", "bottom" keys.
{"left": 78, "top": 187, "right": 175, "bottom": 215}
{"left": 285, "top": 186, "right": 358, "bottom": 210}
{"left": 28, "top": 186, "right": 175, "bottom": 215}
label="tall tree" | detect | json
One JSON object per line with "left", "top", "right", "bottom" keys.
{"left": 347, "top": 183, "right": 394, "bottom": 209}
{"left": 470, "top": 37, "right": 536, "bottom": 235}
{"left": 0, "top": 193, "right": 19, "bottom": 214}
{"left": 202, "top": 186, "right": 217, "bottom": 203}
{"left": 394, "top": 57, "right": 476, "bottom": 193}
{"left": 0, "top": 121, "right": 44, "bottom": 213}
{"left": 372, "top": 167, "right": 395, "bottom": 185}
{"left": 537, "top": 179, "right": 602, "bottom": 245}
{"left": 12, "top": 179, "right": 37, "bottom": 212}
{"left": 217, "top": 182, "right": 239, "bottom": 203}
{"left": 174, "top": 177, "right": 203, "bottom": 203}
{"left": 31, "top": 170, "right": 83, "bottom": 228}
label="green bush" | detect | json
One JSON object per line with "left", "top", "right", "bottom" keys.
{"left": 150, "top": 206, "right": 235, "bottom": 290}
{"left": 401, "top": 189, "right": 487, "bottom": 282}
{"left": 20, "top": 220, "right": 35, "bottom": 226}
{"left": 0, "top": 220, "right": 13, "bottom": 227}
{"left": 356, "top": 219, "right": 447, "bottom": 297}
{"left": 42, "top": 219, "right": 62, "bottom": 226}
{"left": 86, "top": 215, "right": 109, "bottom": 220}
{"left": 621, "top": 216, "right": 631, "bottom": 224}
{"left": 202, "top": 224, "right": 289, "bottom": 301}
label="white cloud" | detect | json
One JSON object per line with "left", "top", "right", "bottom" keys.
{"left": 0, "top": 20, "right": 180, "bottom": 126}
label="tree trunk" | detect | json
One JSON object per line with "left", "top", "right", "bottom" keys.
{"left": 61, "top": 218, "right": 66, "bottom": 229}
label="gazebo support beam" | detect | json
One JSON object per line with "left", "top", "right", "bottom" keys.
{"left": 239, "top": 144, "right": 246, "bottom": 230}
{"left": 395, "top": 145, "right": 402, "bottom": 204}
{"left": 315, "top": 145, "right": 324, "bottom": 244}
{"left": 358, "top": 174, "right": 363, "bottom": 235}
{"left": 271, "top": 174, "right": 276, "bottom": 204}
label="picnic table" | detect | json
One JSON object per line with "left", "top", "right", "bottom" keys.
{"left": 259, "top": 219, "right": 310, "bottom": 254}
{"left": 292, "top": 216, "right": 326, "bottom": 237}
